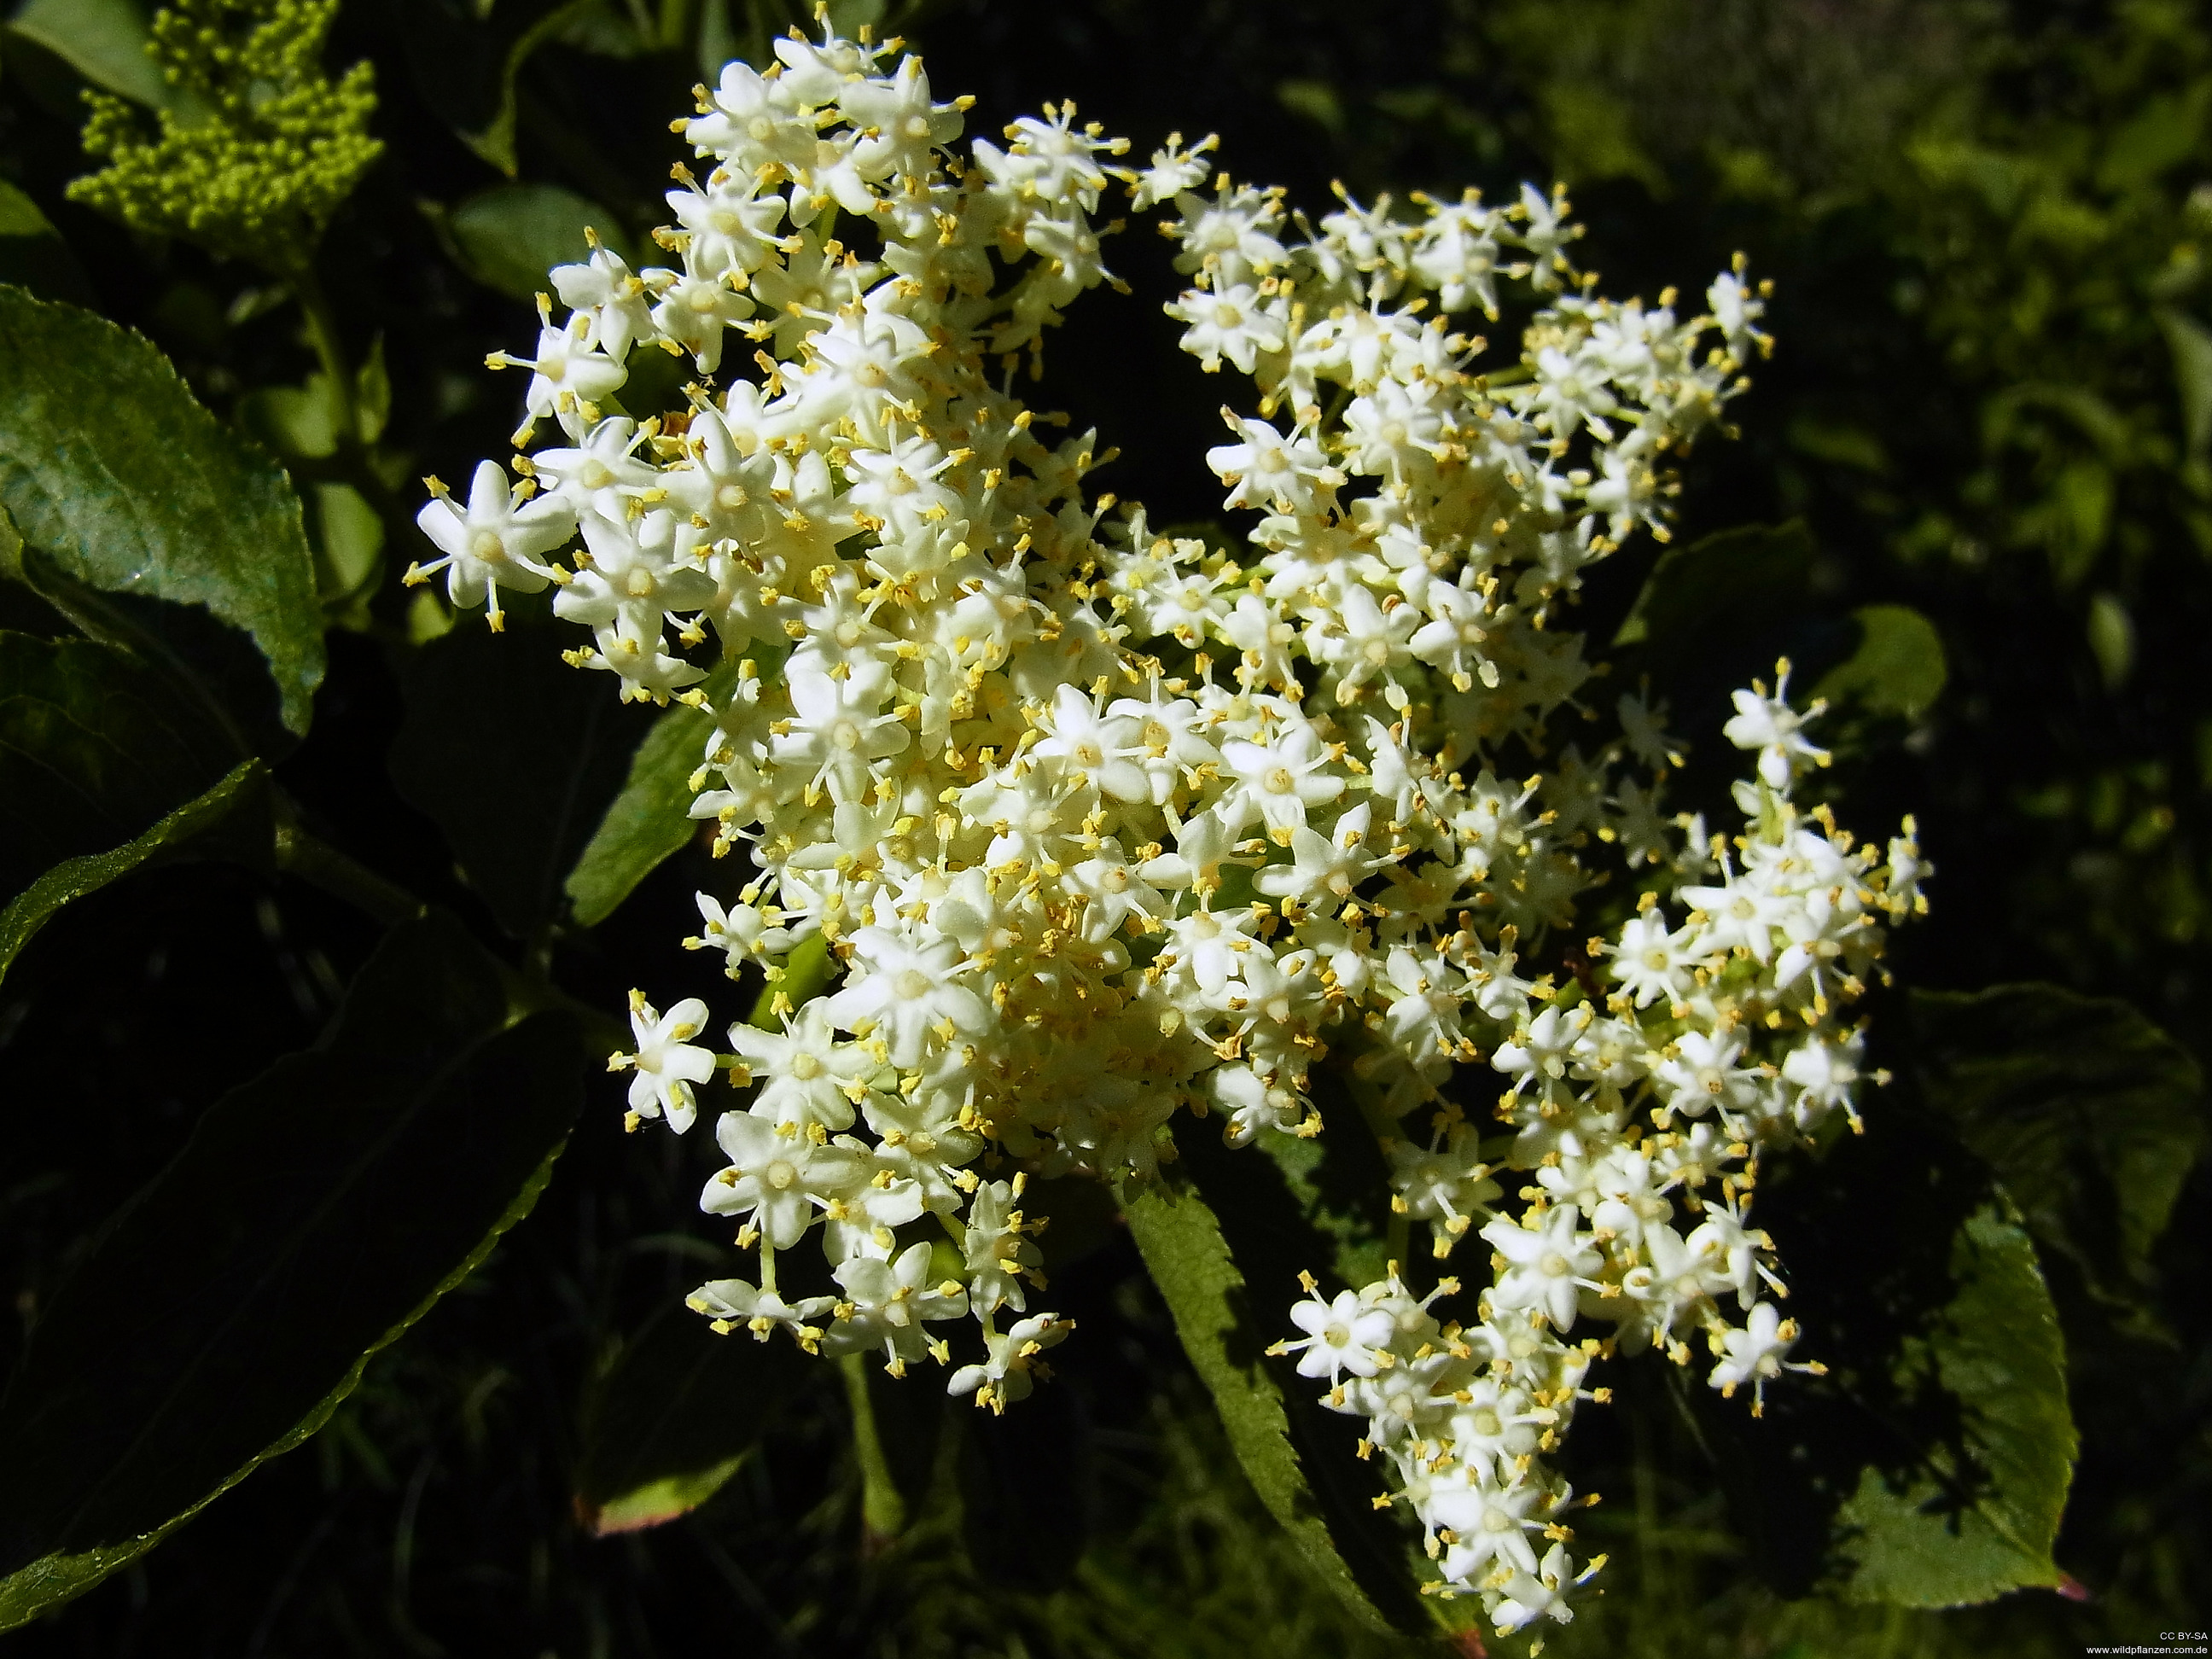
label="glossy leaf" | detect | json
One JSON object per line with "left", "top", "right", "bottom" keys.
{"left": 0, "top": 911, "right": 585, "bottom": 1628}
{"left": 447, "top": 182, "right": 634, "bottom": 305}
{"left": 390, "top": 618, "right": 652, "bottom": 937}
{"left": 574, "top": 1300, "right": 809, "bottom": 1534}
{"left": 566, "top": 696, "right": 711, "bottom": 927}
{"left": 1912, "top": 984, "right": 2205, "bottom": 1297}
{"left": 1834, "top": 1200, "right": 2076, "bottom": 1605}
{"left": 0, "top": 288, "right": 323, "bottom": 734}
{"left": 0, "top": 628, "right": 239, "bottom": 899}
{"left": 0, "top": 759, "right": 267, "bottom": 987}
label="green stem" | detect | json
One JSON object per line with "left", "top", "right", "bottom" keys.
{"left": 839, "top": 1353, "right": 909, "bottom": 1542}
{"left": 273, "top": 818, "right": 425, "bottom": 928}
{"left": 271, "top": 818, "right": 627, "bottom": 1052}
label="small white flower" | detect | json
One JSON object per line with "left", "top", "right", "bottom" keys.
{"left": 608, "top": 992, "right": 716, "bottom": 1132}
{"left": 1277, "top": 1288, "right": 1396, "bottom": 1380}
{"left": 407, "top": 460, "right": 574, "bottom": 625}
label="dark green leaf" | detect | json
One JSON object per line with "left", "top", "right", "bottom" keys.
{"left": 446, "top": 182, "right": 635, "bottom": 304}
{"left": 0, "top": 287, "right": 323, "bottom": 734}
{"left": 1811, "top": 603, "right": 1947, "bottom": 721}
{"left": 391, "top": 618, "right": 653, "bottom": 937}
{"left": 1119, "top": 1143, "right": 1438, "bottom": 1637}
{"left": 0, "top": 628, "right": 239, "bottom": 899}
{"left": 1609, "top": 520, "right": 1867, "bottom": 754}
{"left": 465, "top": 0, "right": 602, "bottom": 178}
{"left": 0, "top": 911, "right": 584, "bottom": 1627}
{"left": 0, "top": 181, "right": 92, "bottom": 306}
{"left": 575, "top": 1299, "right": 810, "bottom": 1534}
{"left": 566, "top": 696, "right": 711, "bottom": 927}
{"left": 0, "top": 759, "right": 268, "bottom": 987}
{"left": 1912, "top": 984, "right": 2205, "bottom": 1297}
{"left": 1614, "top": 519, "right": 1817, "bottom": 661}
{"left": 1834, "top": 1200, "right": 2076, "bottom": 1606}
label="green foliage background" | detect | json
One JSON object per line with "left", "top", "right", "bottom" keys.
{"left": 0, "top": 0, "right": 2206, "bottom": 1654}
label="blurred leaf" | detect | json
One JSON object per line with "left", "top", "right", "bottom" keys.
{"left": 2156, "top": 306, "right": 2212, "bottom": 458}
{"left": 306, "top": 480, "right": 384, "bottom": 627}
{"left": 566, "top": 696, "right": 710, "bottom": 926}
{"left": 0, "top": 627, "right": 239, "bottom": 899}
{"left": 1614, "top": 520, "right": 1816, "bottom": 656}
{"left": 356, "top": 336, "right": 392, "bottom": 446}
{"left": 462, "top": 0, "right": 600, "bottom": 177}
{"left": 1611, "top": 521, "right": 1860, "bottom": 749}
{"left": 696, "top": 0, "right": 737, "bottom": 80}
{"left": 1834, "top": 1200, "right": 2075, "bottom": 1606}
{"left": 574, "top": 1299, "right": 810, "bottom": 1534}
{"left": 0, "top": 912, "right": 584, "bottom": 1627}
{"left": 236, "top": 376, "right": 342, "bottom": 462}
{"left": 1912, "top": 984, "right": 2206, "bottom": 1300}
{"left": 4, "top": 0, "right": 168, "bottom": 108}
{"left": 1277, "top": 79, "right": 1346, "bottom": 138}
{"left": 0, "top": 758, "right": 266, "bottom": 987}
{"left": 1812, "top": 603, "right": 1947, "bottom": 720}
{"left": 390, "top": 618, "right": 652, "bottom": 937}
{"left": 0, "top": 287, "right": 323, "bottom": 734}
{"left": 2087, "top": 591, "right": 2134, "bottom": 691}
{"left": 1119, "top": 1151, "right": 1424, "bottom": 1638}
{"left": 2097, "top": 83, "right": 2211, "bottom": 192}
{"left": 0, "top": 180, "right": 91, "bottom": 306}
{"left": 446, "top": 182, "right": 632, "bottom": 303}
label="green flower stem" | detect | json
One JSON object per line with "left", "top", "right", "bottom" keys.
{"left": 272, "top": 815, "right": 426, "bottom": 928}
{"left": 838, "top": 1353, "right": 909, "bottom": 1543}
{"left": 271, "top": 814, "right": 626, "bottom": 1052}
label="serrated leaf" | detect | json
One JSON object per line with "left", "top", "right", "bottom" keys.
{"left": 1912, "top": 984, "right": 2205, "bottom": 1296}
{"left": 0, "top": 912, "right": 583, "bottom": 1628}
{"left": 1834, "top": 1200, "right": 2075, "bottom": 1606}
{"left": 575, "top": 1300, "right": 809, "bottom": 1534}
{"left": 390, "top": 619, "right": 652, "bottom": 938}
{"left": 0, "top": 287, "right": 323, "bottom": 734}
{"left": 1812, "top": 604, "right": 1947, "bottom": 720}
{"left": 447, "top": 182, "right": 634, "bottom": 304}
{"left": 566, "top": 696, "right": 711, "bottom": 927}
{"left": 1119, "top": 1141, "right": 1433, "bottom": 1637}
{"left": 0, "top": 628, "right": 240, "bottom": 899}
{"left": 0, "top": 759, "right": 267, "bottom": 987}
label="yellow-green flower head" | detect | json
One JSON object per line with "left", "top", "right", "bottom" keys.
{"left": 67, "top": 0, "right": 381, "bottom": 271}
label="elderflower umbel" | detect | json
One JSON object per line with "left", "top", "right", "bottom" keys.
{"left": 429, "top": 21, "right": 1924, "bottom": 1639}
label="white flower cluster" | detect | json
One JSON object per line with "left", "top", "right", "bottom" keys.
{"left": 1273, "top": 677, "right": 1926, "bottom": 1631}
{"left": 410, "top": 20, "right": 1927, "bottom": 1633}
